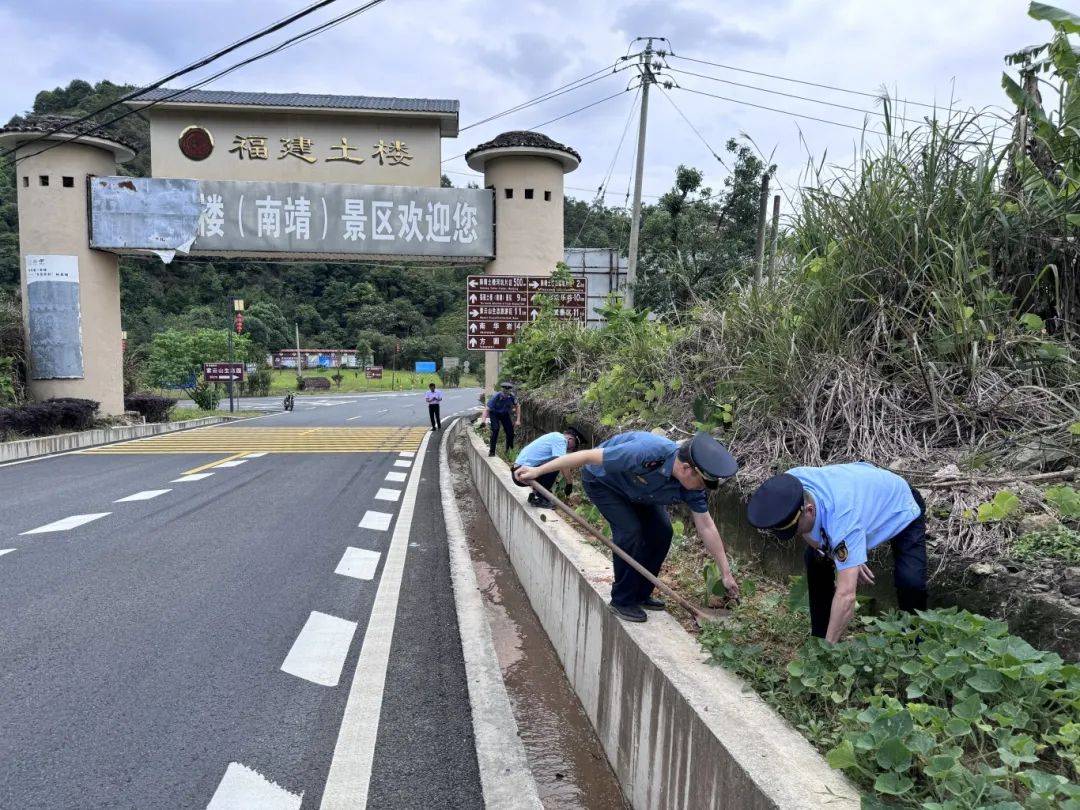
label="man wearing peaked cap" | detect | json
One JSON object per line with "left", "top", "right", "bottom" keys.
{"left": 516, "top": 430, "right": 739, "bottom": 623}
{"left": 747, "top": 463, "right": 928, "bottom": 643}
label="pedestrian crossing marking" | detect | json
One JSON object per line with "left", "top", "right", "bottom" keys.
{"left": 81, "top": 426, "right": 428, "bottom": 455}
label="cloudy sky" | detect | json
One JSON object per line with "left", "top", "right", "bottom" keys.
{"left": 0, "top": 0, "right": 1055, "bottom": 213}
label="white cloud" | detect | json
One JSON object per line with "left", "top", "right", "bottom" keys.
{"left": 0, "top": 0, "right": 1055, "bottom": 216}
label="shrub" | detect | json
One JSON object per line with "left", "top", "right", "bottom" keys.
{"left": 1012, "top": 525, "right": 1080, "bottom": 564}
{"left": 187, "top": 381, "right": 221, "bottom": 411}
{"left": 0, "top": 397, "right": 98, "bottom": 438}
{"left": 124, "top": 393, "right": 177, "bottom": 423}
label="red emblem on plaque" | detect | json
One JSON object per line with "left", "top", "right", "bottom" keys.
{"left": 178, "top": 126, "right": 214, "bottom": 161}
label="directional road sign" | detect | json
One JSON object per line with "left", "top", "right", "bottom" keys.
{"left": 203, "top": 362, "right": 245, "bottom": 382}
{"left": 466, "top": 275, "right": 586, "bottom": 352}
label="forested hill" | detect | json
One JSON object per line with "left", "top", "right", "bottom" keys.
{"left": 0, "top": 80, "right": 620, "bottom": 365}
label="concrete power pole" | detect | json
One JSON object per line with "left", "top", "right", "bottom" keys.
{"left": 294, "top": 323, "right": 302, "bottom": 379}
{"left": 752, "top": 172, "right": 771, "bottom": 285}
{"left": 766, "top": 194, "right": 781, "bottom": 283}
{"left": 625, "top": 38, "right": 657, "bottom": 309}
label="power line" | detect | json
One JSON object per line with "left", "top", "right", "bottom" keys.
{"left": 571, "top": 88, "right": 640, "bottom": 247}
{"left": 2, "top": 0, "right": 344, "bottom": 160}
{"left": 676, "top": 84, "right": 873, "bottom": 132}
{"left": 11, "top": 0, "right": 390, "bottom": 166}
{"left": 658, "top": 86, "right": 733, "bottom": 172}
{"left": 442, "top": 87, "right": 630, "bottom": 165}
{"left": 459, "top": 62, "right": 628, "bottom": 133}
{"left": 666, "top": 67, "right": 933, "bottom": 128}
{"left": 670, "top": 53, "right": 962, "bottom": 113}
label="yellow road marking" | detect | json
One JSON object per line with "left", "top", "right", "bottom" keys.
{"left": 80, "top": 426, "right": 429, "bottom": 456}
{"left": 182, "top": 451, "right": 250, "bottom": 476}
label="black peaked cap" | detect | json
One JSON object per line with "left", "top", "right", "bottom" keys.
{"left": 688, "top": 432, "right": 738, "bottom": 480}
{"left": 746, "top": 473, "right": 804, "bottom": 540}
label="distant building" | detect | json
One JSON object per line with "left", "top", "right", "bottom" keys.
{"left": 271, "top": 349, "right": 360, "bottom": 370}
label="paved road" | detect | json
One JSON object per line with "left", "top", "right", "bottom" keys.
{"left": 0, "top": 390, "right": 484, "bottom": 808}
{"left": 193, "top": 388, "right": 484, "bottom": 424}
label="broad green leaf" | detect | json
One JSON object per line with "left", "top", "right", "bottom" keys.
{"left": 826, "top": 739, "right": 857, "bottom": 770}
{"left": 873, "top": 771, "right": 914, "bottom": 796}
{"left": 1029, "top": 1, "right": 1080, "bottom": 33}
{"left": 1020, "top": 312, "right": 1046, "bottom": 332}
{"left": 875, "top": 736, "right": 913, "bottom": 771}
{"left": 967, "top": 668, "right": 1005, "bottom": 694}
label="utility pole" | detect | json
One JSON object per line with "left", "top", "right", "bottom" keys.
{"left": 294, "top": 322, "right": 302, "bottom": 381}
{"left": 625, "top": 38, "right": 657, "bottom": 309}
{"left": 226, "top": 327, "right": 235, "bottom": 414}
{"left": 752, "top": 172, "right": 771, "bottom": 285}
{"left": 766, "top": 194, "right": 781, "bottom": 283}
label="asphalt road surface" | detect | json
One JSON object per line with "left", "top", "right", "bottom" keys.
{"left": 0, "top": 389, "right": 484, "bottom": 808}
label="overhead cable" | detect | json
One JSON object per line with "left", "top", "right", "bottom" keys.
{"left": 2, "top": 0, "right": 344, "bottom": 159}
{"left": 10, "top": 0, "right": 390, "bottom": 166}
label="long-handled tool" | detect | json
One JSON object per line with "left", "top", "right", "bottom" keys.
{"left": 527, "top": 481, "right": 725, "bottom": 625}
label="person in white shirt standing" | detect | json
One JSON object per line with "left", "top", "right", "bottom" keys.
{"left": 425, "top": 382, "right": 443, "bottom": 430}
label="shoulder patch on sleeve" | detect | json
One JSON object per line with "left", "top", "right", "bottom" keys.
{"left": 644, "top": 459, "right": 662, "bottom": 471}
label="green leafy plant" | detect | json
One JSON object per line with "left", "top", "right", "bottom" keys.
{"left": 702, "top": 598, "right": 1080, "bottom": 808}
{"left": 973, "top": 490, "right": 1023, "bottom": 523}
{"left": 1013, "top": 524, "right": 1080, "bottom": 564}
{"left": 1046, "top": 485, "right": 1080, "bottom": 520}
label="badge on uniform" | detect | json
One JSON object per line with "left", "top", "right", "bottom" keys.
{"left": 834, "top": 541, "right": 848, "bottom": 563}
{"left": 644, "top": 460, "right": 662, "bottom": 471}
{"left": 634, "top": 475, "right": 648, "bottom": 485}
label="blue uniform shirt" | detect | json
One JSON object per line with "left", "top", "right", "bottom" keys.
{"left": 583, "top": 431, "right": 709, "bottom": 513}
{"left": 789, "top": 463, "right": 920, "bottom": 571}
{"left": 487, "top": 392, "right": 516, "bottom": 414}
{"left": 515, "top": 432, "right": 568, "bottom": 468}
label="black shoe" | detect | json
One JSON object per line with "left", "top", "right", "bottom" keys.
{"left": 608, "top": 602, "right": 647, "bottom": 622}
{"left": 641, "top": 597, "right": 667, "bottom": 611}
{"left": 488, "top": 450, "right": 496, "bottom": 457}
{"left": 527, "top": 492, "right": 553, "bottom": 508}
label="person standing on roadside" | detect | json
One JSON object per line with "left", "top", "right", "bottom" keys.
{"left": 515, "top": 431, "right": 740, "bottom": 623}
{"left": 746, "top": 462, "right": 928, "bottom": 643}
{"left": 425, "top": 382, "right": 443, "bottom": 431}
{"left": 482, "top": 381, "right": 521, "bottom": 457}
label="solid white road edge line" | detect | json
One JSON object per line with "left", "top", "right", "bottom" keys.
{"left": 20, "top": 513, "right": 112, "bottom": 535}
{"left": 114, "top": 489, "right": 171, "bottom": 502}
{"left": 319, "top": 430, "right": 431, "bottom": 810}
{"left": 280, "top": 611, "right": 358, "bottom": 687}
{"left": 206, "top": 762, "right": 302, "bottom": 810}
{"left": 438, "top": 418, "right": 542, "bottom": 809}
{"left": 335, "top": 547, "right": 381, "bottom": 580}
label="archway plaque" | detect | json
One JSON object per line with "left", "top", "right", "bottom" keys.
{"left": 89, "top": 176, "right": 493, "bottom": 261}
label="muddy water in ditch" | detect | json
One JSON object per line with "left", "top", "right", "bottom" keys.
{"left": 449, "top": 438, "right": 629, "bottom": 810}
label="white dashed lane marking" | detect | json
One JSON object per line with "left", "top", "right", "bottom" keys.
{"left": 245, "top": 452, "right": 268, "bottom": 458}
{"left": 0, "top": 549, "right": 14, "bottom": 558}
{"left": 206, "top": 762, "right": 302, "bottom": 810}
{"left": 335, "top": 547, "right": 381, "bottom": 580}
{"left": 20, "top": 513, "right": 111, "bottom": 535}
{"left": 114, "top": 489, "right": 171, "bottom": 503}
{"left": 358, "top": 511, "right": 393, "bottom": 531}
{"left": 398, "top": 451, "right": 415, "bottom": 459}
{"left": 384, "top": 471, "right": 407, "bottom": 482}
{"left": 171, "top": 473, "right": 214, "bottom": 483}
{"left": 212, "top": 459, "right": 248, "bottom": 468}
{"left": 280, "top": 611, "right": 358, "bottom": 687}
{"left": 374, "top": 488, "right": 401, "bottom": 502}
{"left": 392, "top": 460, "right": 411, "bottom": 468}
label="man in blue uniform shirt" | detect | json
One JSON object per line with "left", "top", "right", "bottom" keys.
{"left": 746, "top": 462, "right": 928, "bottom": 643}
{"left": 482, "top": 382, "right": 521, "bottom": 457}
{"left": 511, "top": 427, "right": 585, "bottom": 507}
{"left": 516, "top": 430, "right": 740, "bottom": 623}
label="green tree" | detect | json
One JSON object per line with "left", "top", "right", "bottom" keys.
{"left": 146, "top": 328, "right": 256, "bottom": 389}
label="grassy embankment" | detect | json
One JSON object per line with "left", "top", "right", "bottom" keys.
{"left": 266, "top": 369, "right": 480, "bottom": 395}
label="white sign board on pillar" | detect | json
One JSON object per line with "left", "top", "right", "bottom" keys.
{"left": 25, "top": 254, "right": 83, "bottom": 379}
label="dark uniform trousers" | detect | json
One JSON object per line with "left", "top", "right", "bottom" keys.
{"left": 489, "top": 411, "right": 515, "bottom": 454}
{"left": 510, "top": 465, "right": 558, "bottom": 493}
{"left": 583, "top": 478, "right": 673, "bottom": 607}
{"left": 805, "top": 487, "right": 929, "bottom": 638}
{"left": 428, "top": 403, "right": 441, "bottom": 429}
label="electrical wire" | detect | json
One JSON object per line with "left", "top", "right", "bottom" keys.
{"left": 570, "top": 88, "right": 640, "bottom": 247}
{"left": 10, "top": 0, "right": 390, "bottom": 166}
{"left": 441, "top": 87, "right": 631, "bottom": 166}
{"left": 2, "top": 0, "right": 344, "bottom": 160}
{"left": 658, "top": 86, "right": 733, "bottom": 172}
{"left": 676, "top": 85, "right": 881, "bottom": 132}
{"left": 458, "top": 62, "right": 628, "bottom": 133}
{"left": 670, "top": 53, "right": 961, "bottom": 113}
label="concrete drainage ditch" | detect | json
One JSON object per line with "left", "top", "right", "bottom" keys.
{"left": 448, "top": 416, "right": 859, "bottom": 810}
